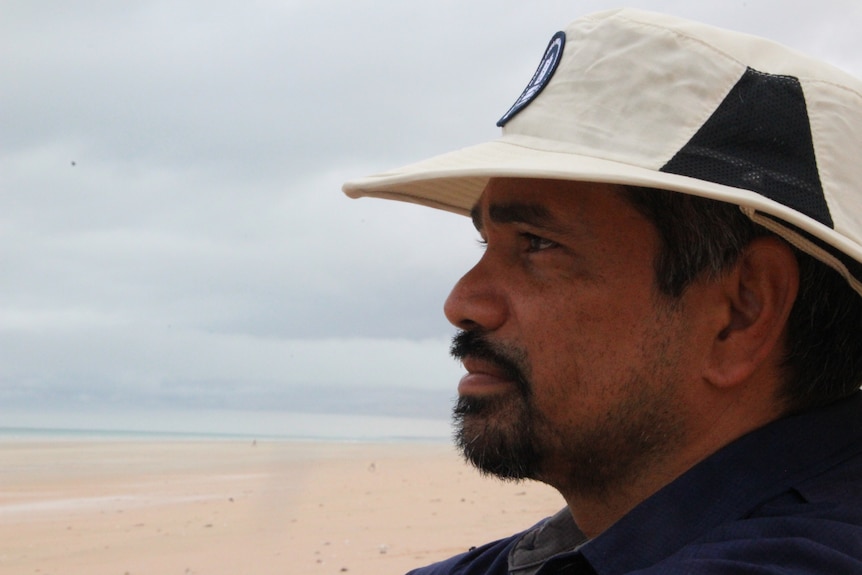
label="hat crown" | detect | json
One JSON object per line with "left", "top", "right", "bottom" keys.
{"left": 502, "top": 9, "right": 861, "bottom": 179}
{"left": 497, "top": 9, "right": 862, "bottom": 291}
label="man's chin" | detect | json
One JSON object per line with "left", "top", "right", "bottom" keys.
{"left": 452, "top": 395, "right": 539, "bottom": 481}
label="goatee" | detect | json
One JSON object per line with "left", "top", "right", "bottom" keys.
{"left": 450, "top": 330, "right": 541, "bottom": 481}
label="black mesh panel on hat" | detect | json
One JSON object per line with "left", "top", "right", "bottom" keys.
{"left": 661, "top": 67, "right": 833, "bottom": 228}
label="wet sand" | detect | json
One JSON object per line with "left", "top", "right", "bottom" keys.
{"left": 0, "top": 439, "right": 563, "bottom": 574}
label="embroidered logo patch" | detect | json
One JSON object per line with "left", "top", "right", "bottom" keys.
{"left": 497, "top": 31, "right": 566, "bottom": 127}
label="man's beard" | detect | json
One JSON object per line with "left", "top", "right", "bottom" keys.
{"left": 449, "top": 329, "right": 685, "bottom": 497}
{"left": 450, "top": 329, "right": 542, "bottom": 481}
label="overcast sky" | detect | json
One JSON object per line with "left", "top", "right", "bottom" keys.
{"left": 2, "top": 1, "right": 861, "bottom": 430}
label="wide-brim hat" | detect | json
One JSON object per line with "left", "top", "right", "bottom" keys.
{"left": 343, "top": 8, "right": 862, "bottom": 296}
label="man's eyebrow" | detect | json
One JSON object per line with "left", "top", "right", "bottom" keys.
{"left": 470, "top": 202, "right": 557, "bottom": 232}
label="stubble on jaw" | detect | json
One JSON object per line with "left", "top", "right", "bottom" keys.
{"left": 449, "top": 327, "right": 687, "bottom": 500}
{"left": 541, "top": 364, "right": 687, "bottom": 500}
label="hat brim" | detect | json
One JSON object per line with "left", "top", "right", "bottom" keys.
{"left": 343, "top": 135, "right": 862, "bottom": 295}
{"left": 352, "top": 137, "right": 846, "bottom": 244}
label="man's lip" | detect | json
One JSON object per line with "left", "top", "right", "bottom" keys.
{"left": 457, "top": 358, "right": 515, "bottom": 396}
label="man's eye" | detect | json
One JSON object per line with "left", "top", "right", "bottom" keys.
{"left": 524, "top": 233, "right": 557, "bottom": 252}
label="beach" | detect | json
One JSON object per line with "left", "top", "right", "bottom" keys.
{"left": 0, "top": 439, "right": 564, "bottom": 575}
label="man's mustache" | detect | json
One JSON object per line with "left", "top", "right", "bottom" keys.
{"left": 450, "top": 330, "right": 531, "bottom": 395}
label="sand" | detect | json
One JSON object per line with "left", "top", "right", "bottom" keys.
{"left": 0, "top": 439, "right": 564, "bottom": 575}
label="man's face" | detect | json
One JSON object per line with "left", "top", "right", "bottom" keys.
{"left": 444, "top": 178, "right": 700, "bottom": 496}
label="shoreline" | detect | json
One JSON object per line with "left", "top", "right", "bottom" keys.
{"left": 0, "top": 439, "right": 564, "bottom": 574}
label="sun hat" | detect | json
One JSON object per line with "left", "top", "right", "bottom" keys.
{"left": 342, "top": 8, "right": 862, "bottom": 296}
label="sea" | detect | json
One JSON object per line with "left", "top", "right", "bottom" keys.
{"left": 0, "top": 408, "right": 453, "bottom": 443}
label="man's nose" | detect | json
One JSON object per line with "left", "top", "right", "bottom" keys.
{"left": 443, "top": 258, "right": 507, "bottom": 332}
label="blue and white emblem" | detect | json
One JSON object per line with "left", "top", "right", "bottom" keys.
{"left": 497, "top": 31, "right": 566, "bottom": 127}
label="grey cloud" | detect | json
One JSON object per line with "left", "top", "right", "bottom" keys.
{"left": 1, "top": 0, "right": 859, "bottom": 426}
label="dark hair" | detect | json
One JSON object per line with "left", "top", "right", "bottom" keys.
{"left": 621, "top": 186, "right": 862, "bottom": 414}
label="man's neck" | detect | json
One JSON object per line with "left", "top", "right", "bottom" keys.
{"left": 558, "top": 392, "right": 785, "bottom": 538}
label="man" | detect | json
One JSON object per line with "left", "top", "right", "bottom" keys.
{"left": 344, "top": 9, "right": 862, "bottom": 574}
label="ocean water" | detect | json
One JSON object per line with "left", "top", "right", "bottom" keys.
{"left": 0, "top": 408, "right": 453, "bottom": 443}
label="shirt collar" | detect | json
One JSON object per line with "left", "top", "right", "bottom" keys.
{"left": 509, "top": 508, "right": 588, "bottom": 574}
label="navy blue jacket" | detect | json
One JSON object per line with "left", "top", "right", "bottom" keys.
{"left": 408, "top": 393, "right": 862, "bottom": 574}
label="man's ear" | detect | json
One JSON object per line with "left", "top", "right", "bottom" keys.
{"left": 704, "top": 236, "right": 799, "bottom": 389}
